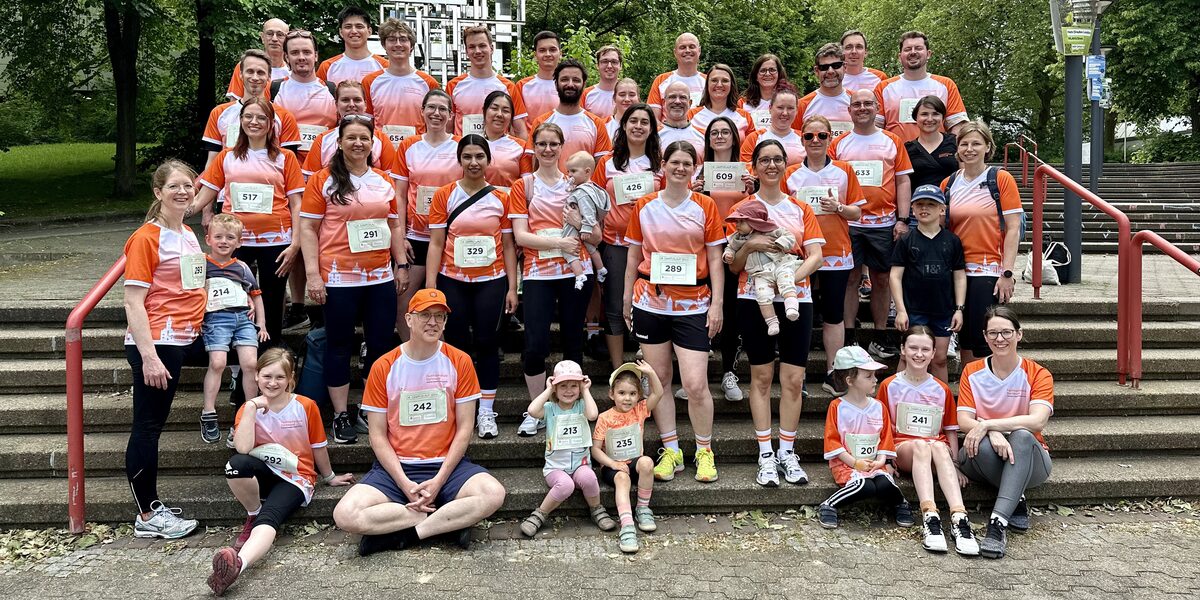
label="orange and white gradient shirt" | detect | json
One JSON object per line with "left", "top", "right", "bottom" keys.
{"left": 687, "top": 106, "right": 754, "bottom": 138}
{"left": 234, "top": 394, "right": 328, "bottom": 504}
{"left": 625, "top": 191, "right": 726, "bottom": 315}
{"left": 823, "top": 397, "right": 897, "bottom": 485}
{"left": 692, "top": 162, "right": 751, "bottom": 218}
{"left": 361, "top": 342, "right": 481, "bottom": 464}
{"left": 603, "top": 116, "right": 621, "bottom": 142}
{"left": 828, "top": 129, "right": 913, "bottom": 228}
{"left": 943, "top": 168, "right": 1022, "bottom": 277}
{"left": 316, "top": 53, "right": 388, "bottom": 85}
{"left": 226, "top": 65, "right": 290, "bottom": 99}
{"left": 877, "top": 373, "right": 958, "bottom": 446}
{"left": 646, "top": 70, "right": 706, "bottom": 113}
{"left": 794, "top": 90, "right": 853, "bottom": 138}
{"left": 514, "top": 75, "right": 559, "bottom": 124}
{"left": 875, "top": 74, "right": 968, "bottom": 142}
{"left": 485, "top": 135, "right": 525, "bottom": 189}
{"left": 582, "top": 85, "right": 616, "bottom": 119}
{"left": 271, "top": 78, "right": 338, "bottom": 141}
{"left": 958, "top": 358, "right": 1055, "bottom": 450}
{"left": 592, "top": 154, "right": 662, "bottom": 246}
{"left": 446, "top": 73, "right": 525, "bottom": 136}
{"left": 362, "top": 69, "right": 440, "bottom": 129}
{"left": 428, "top": 183, "right": 512, "bottom": 282}
{"left": 299, "top": 167, "right": 398, "bottom": 287}
{"left": 200, "top": 148, "right": 305, "bottom": 247}
{"left": 391, "top": 134, "right": 463, "bottom": 241}
{"left": 508, "top": 174, "right": 590, "bottom": 279}
{"left": 726, "top": 195, "right": 824, "bottom": 303}
{"left": 520, "top": 110, "right": 612, "bottom": 172}
{"left": 122, "top": 223, "right": 206, "bottom": 346}
{"left": 783, "top": 158, "right": 867, "bottom": 271}
{"left": 301, "top": 126, "right": 397, "bottom": 178}
{"left": 201, "top": 101, "right": 301, "bottom": 151}
{"left": 740, "top": 128, "right": 806, "bottom": 166}
{"left": 842, "top": 68, "right": 888, "bottom": 94}
{"left": 658, "top": 124, "right": 705, "bottom": 158}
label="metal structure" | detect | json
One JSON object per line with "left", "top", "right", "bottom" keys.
{"left": 377, "top": 0, "right": 527, "bottom": 85}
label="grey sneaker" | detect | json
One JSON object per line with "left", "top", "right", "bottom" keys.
{"left": 476, "top": 408, "right": 499, "bottom": 439}
{"left": 980, "top": 517, "right": 1007, "bottom": 559}
{"left": 720, "top": 372, "right": 744, "bottom": 402}
{"left": 1009, "top": 496, "right": 1031, "bottom": 533}
{"left": 634, "top": 506, "right": 657, "bottom": 532}
{"left": 756, "top": 453, "right": 780, "bottom": 488}
{"left": 516, "top": 412, "right": 544, "bottom": 437}
{"left": 225, "top": 426, "right": 236, "bottom": 450}
{"left": 776, "top": 449, "right": 809, "bottom": 485}
{"left": 354, "top": 410, "right": 369, "bottom": 434}
{"left": 134, "top": 500, "right": 198, "bottom": 539}
{"left": 674, "top": 387, "right": 689, "bottom": 401}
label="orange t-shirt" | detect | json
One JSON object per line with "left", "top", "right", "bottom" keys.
{"left": 428, "top": 183, "right": 512, "bottom": 282}
{"left": 592, "top": 154, "right": 662, "bottom": 246}
{"left": 878, "top": 373, "right": 959, "bottom": 446}
{"left": 842, "top": 67, "right": 888, "bottom": 94}
{"left": 299, "top": 167, "right": 399, "bottom": 287}
{"left": 942, "top": 168, "right": 1023, "bottom": 277}
{"left": 300, "top": 126, "right": 398, "bottom": 178}
{"left": 362, "top": 69, "right": 440, "bottom": 128}
{"left": 828, "top": 128, "right": 913, "bottom": 228}
{"left": 687, "top": 106, "right": 753, "bottom": 139}
{"left": 122, "top": 222, "right": 206, "bottom": 346}
{"left": 957, "top": 358, "right": 1055, "bottom": 450}
{"left": 234, "top": 394, "right": 328, "bottom": 504}
{"left": 201, "top": 100, "right": 302, "bottom": 152}
{"left": 391, "top": 134, "right": 463, "bottom": 240}
{"left": 725, "top": 194, "right": 824, "bottom": 302}
{"left": 624, "top": 191, "right": 726, "bottom": 315}
{"left": 446, "top": 73, "right": 526, "bottom": 136}
{"left": 199, "top": 148, "right": 306, "bottom": 247}
{"left": 519, "top": 110, "right": 613, "bottom": 173}
{"left": 823, "top": 397, "right": 897, "bottom": 486}
{"left": 645, "top": 70, "right": 706, "bottom": 114}
{"left": 874, "top": 74, "right": 968, "bottom": 142}
{"left": 484, "top": 135, "right": 525, "bottom": 189}
{"left": 514, "top": 75, "right": 560, "bottom": 125}
{"left": 783, "top": 159, "right": 867, "bottom": 271}
{"left": 592, "top": 401, "right": 651, "bottom": 465}
{"left": 508, "top": 173, "right": 590, "bottom": 279}
{"left": 740, "top": 128, "right": 806, "bottom": 167}
{"left": 794, "top": 90, "right": 854, "bottom": 137}
{"left": 315, "top": 53, "right": 389, "bottom": 85}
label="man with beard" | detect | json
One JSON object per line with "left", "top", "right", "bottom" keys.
{"left": 874, "top": 31, "right": 968, "bottom": 142}
{"left": 519, "top": 58, "right": 612, "bottom": 172}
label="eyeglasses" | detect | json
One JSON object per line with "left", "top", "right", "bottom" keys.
{"left": 535, "top": 141, "right": 562, "bottom": 149}
{"left": 423, "top": 104, "right": 451, "bottom": 114}
{"left": 803, "top": 132, "right": 830, "bottom": 141}
{"left": 816, "top": 61, "right": 845, "bottom": 72}
{"left": 263, "top": 31, "right": 288, "bottom": 39}
{"left": 384, "top": 35, "right": 413, "bottom": 45}
{"left": 710, "top": 129, "right": 733, "bottom": 138}
{"left": 598, "top": 59, "right": 620, "bottom": 66}
{"left": 756, "top": 156, "right": 786, "bottom": 165}
{"left": 850, "top": 101, "right": 876, "bottom": 108}
{"left": 412, "top": 311, "right": 448, "bottom": 324}
{"left": 984, "top": 329, "right": 1017, "bottom": 340}
{"left": 758, "top": 68, "right": 778, "bottom": 75}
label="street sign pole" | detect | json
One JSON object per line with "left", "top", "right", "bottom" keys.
{"left": 1089, "top": 14, "right": 1104, "bottom": 193}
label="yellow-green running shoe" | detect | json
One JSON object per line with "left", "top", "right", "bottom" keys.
{"left": 653, "top": 447, "right": 685, "bottom": 481}
{"left": 694, "top": 448, "right": 718, "bottom": 482}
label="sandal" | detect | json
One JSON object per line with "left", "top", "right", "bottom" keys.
{"left": 590, "top": 505, "right": 617, "bottom": 531}
{"left": 519, "top": 510, "right": 546, "bottom": 537}
{"left": 618, "top": 524, "right": 639, "bottom": 553}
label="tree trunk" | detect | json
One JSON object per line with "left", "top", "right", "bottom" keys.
{"left": 197, "top": 0, "right": 216, "bottom": 113}
{"left": 103, "top": 0, "right": 141, "bottom": 198}
{"left": 1190, "top": 74, "right": 1200, "bottom": 139}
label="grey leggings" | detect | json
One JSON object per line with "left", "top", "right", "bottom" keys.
{"left": 957, "top": 429, "right": 1052, "bottom": 521}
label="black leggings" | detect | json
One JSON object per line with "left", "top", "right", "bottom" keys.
{"left": 523, "top": 276, "right": 594, "bottom": 376}
{"left": 718, "top": 265, "right": 741, "bottom": 373}
{"left": 126, "top": 341, "right": 204, "bottom": 513}
{"left": 815, "top": 269, "right": 852, "bottom": 325}
{"left": 822, "top": 473, "right": 906, "bottom": 509}
{"left": 234, "top": 244, "right": 289, "bottom": 345}
{"left": 600, "top": 243, "right": 630, "bottom": 337}
{"left": 962, "top": 275, "right": 1000, "bottom": 357}
{"left": 324, "top": 282, "right": 398, "bottom": 388}
{"left": 439, "top": 274, "right": 506, "bottom": 391}
{"left": 224, "top": 454, "right": 306, "bottom": 530}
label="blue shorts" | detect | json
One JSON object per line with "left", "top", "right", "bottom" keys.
{"left": 908, "top": 312, "right": 953, "bottom": 338}
{"left": 202, "top": 310, "right": 259, "bottom": 352}
{"left": 360, "top": 459, "right": 489, "bottom": 507}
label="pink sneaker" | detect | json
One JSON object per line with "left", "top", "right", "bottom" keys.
{"left": 207, "top": 547, "right": 242, "bottom": 596}
{"left": 232, "top": 515, "right": 255, "bottom": 550}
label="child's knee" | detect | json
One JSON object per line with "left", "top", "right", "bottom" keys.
{"left": 548, "top": 477, "right": 576, "bottom": 502}
{"left": 208, "top": 352, "right": 228, "bottom": 371}
{"left": 912, "top": 441, "right": 932, "bottom": 460}
{"left": 636, "top": 456, "right": 654, "bottom": 475}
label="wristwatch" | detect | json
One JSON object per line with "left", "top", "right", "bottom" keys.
{"left": 955, "top": 305, "right": 965, "bottom": 312}
{"left": 395, "top": 263, "right": 410, "bottom": 270}
{"left": 1002, "top": 269, "right": 1014, "bottom": 279}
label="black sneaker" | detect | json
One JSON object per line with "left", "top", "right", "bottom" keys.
{"left": 227, "top": 369, "right": 244, "bottom": 407}
{"left": 895, "top": 501, "right": 915, "bottom": 527}
{"left": 282, "top": 303, "right": 311, "bottom": 333}
{"left": 200, "top": 413, "right": 221, "bottom": 444}
{"left": 868, "top": 341, "right": 899, "bottom": 360}
{"left": 818, "top": 503, "right": 838, "bottom": 529}
{"left": 358, "top": 531, "right": 408, "bottom": 557}
{"left": 979, "top": 517, "right": 1007, "bottom": 559}
{"left": 1009, "top": 497, "right": 1031, "bottom": 533}
{"left": 332, "top": 412, "right": 357, "bottom": 444}
{"left": 822, "top": 372, "right": 845, "bottom": 397}
{"left": 354, "top": 410, "right": 369, "bottom": 434}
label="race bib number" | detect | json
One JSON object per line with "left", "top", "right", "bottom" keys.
{"left": 689, "top": 91, "right": 702, "bottom": 107}
{"left": 849, "top": 160, "right": 884, "bottom": 188}
{"left": 229, "top": 182, "right": 274, "bottom": 214}
{"left": 180, "top": 254, "right": 207, "bottom": 290}
{"left": 205, "top": 277, "right": 249, "bottom": 312}
{"left": 382, "top": 125, "right": 416, "bottom": 149}
{"left": 551, "top": 412, "right": 592, "bottom": 451}
{"left": 829, "top": 121, "right": 853, "bottom": 139}
{"left": 798, "top": 186, "right": 837, "bottom": 216}
{"left": 249, "top": 443, "right": 300, "bottom": 474}
{"left": 845, "top": 433, "right": 880, "bottom": 459}
{"left": 399, "top": 388, "right": 448, "bottom": 426}
{"left": 298, "top": 124, "right": 327, "bottom": 152}
{"left": 224, "top": 123, "right": 241, "bottom": 148}
{"left": 899, "top": 98, "right": 919, "bottom": 124}
{"left": 604, "top": 424, "right": 643, "bottom": 461}
{"left": 462, "top": 114, "right": 485, "bottom": 134}
{"left": 703, "top": 162, "right": 745, "bottom": 192}
{"left": 614, "top": 172, "right": 654, "bottom": 206}
{"left": 897, "top": 402, "right": 943, "bottom": 438}
{"left": 536, "top": 228, "right": 565, "bottom": 260}
{"left": 347, "top": 219, "right": 391, "bottom": 253}
{"left": 416, "top": 186, "right": 438, "bottom": 216}
{"left": 650, "top": 252, "right": 697, "bottom": 286}
{"left": 453, "top": 235, "right": 497, "bottom": 267}
{"left": 751, "top": 110, "right": 772, "bottom": 130}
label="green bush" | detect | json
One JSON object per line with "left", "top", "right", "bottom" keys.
{"left": 1132, "top": 131, "right": 1200, "bottom": 163}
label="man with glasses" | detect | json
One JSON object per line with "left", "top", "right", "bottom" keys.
{"left": 363, "top": 19, "right": 440, "bottom": 148}
{"left": 795, "top": 44, "right": 854, "bottom": 140}
{"left": 334, "top": 289, "right": 507, "bottom": 555}
{"left": 447, "top": 26, "right": 527, "bottom": 138}
{"left": 840, "top": 30, "right": 888, "bottom": 94}
{"left": 317, "top": 6, "right": 389, "bottom": 85}
{"left": 828, "top": 89, "right": 913, "bottom": 359}
{"left": 519, "top": 58, "right": 611, "bottom": 172}
{"left": 271, "top": 30, "right": 337, "bottom": 162}
{"left": 582, "top": 45, "right": 624, "bottom": 118}
{"left": 874, "top": 31, "right": 968, "bottom": 142}
{"left": 226, "top": 18, "right": 291, "bottom": 100}
{"left": 646, "top": 33, "right": 706, "bottom": 119}
{"left": 657, "top": 81, "right": 705, "bottom": 157}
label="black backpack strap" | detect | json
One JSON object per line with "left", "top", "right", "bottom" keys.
{"left": 446, "top": 185, "right": 497, "bottom": 230}
{"left": 944, "top": 171, "right": 959, "bottom": 228}
{"left": 986, "top": 166, "right": 1006, "bottom": 232}
{"left": 269, "top": 79, "right": 283, "bottom": 101}
{"left": 325, "top": 81, "right": 337, "bottom": 96}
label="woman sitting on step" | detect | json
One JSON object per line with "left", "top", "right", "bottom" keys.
{"left": 956, "top": 305, "right": 1054, "bottom": 559}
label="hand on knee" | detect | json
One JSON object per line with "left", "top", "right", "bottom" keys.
{"left": 1007, "top": 429, "right": 1037, "bottom": 448}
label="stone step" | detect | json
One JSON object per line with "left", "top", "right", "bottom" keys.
{"left": 2, "top": 379, "right": 1195, "bottom": 435}
{"left": 4, "top": 415, "right": 1198, "bottom": 479}
{"left": 3, "top": 454, "right": 1198, "bottom": 526}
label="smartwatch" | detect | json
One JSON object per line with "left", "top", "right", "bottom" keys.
{"left": 395, "top": 263, "right": 410, "bottom": 270}
{"left": 1002, "top": 269, "right": 1014, "bottom": 279}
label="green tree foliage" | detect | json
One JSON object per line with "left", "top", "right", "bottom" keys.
{"left": 1106, "top": 0, "right": 1200, "bottom": 138}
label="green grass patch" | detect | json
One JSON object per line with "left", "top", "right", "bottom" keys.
{"left": 0, "top": 143, "right": 155, "bottom": 220}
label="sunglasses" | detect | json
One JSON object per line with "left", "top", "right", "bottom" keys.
{"left": 803, "top": 132, "right": 830, "bottom": 141}
{"left": 285, "top": 30, "right": 314, "bottom": 39}
{"left": 816, "top": 61, "right": 845, "bottom": 71}
{"left": 340, "top": 114, "right": 375, "bottom": 125}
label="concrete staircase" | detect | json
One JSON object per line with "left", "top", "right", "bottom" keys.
{"left": 2, "top": 292, "right": 1200, "bottom": 527}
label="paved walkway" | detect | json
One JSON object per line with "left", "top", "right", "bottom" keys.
{"left": 1, "top": 511, "right": 1197, "bottom": 598}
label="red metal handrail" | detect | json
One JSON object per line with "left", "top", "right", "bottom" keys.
{"left": 1128, "top": 231, "right": 1200, "bottom": 389}
{"left": 66, "top": 256, "right": 127, "bottom": 533}
{"left": 1003, "top": 134, "right": 1042, "bottom": 188}
{"left": 1031, "top": 164, "right": 1132, "bottom": 385}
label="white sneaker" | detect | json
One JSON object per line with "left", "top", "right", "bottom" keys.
{"left": 775, "top": 449, "right": 808, "bottom": 484}
{"left": 476, "top": 408, "right": 499, "bottom": 439}
{"left": 134, "top": 501, "right": 198, "bottom": 539}
{"left": 951, "top": 515, "right": 981, "bottom": 556}
{"left": 721, "top": 372, "right": 744, "bottom": 402}
{"left": 947, "top": 333, "right": 959, "bottom": 359}
{"left": 517, "top": 412, "right": 544, "bottom": 437}
{"left": 674, "top": 387, "right": 689, "bottom": 401}
{"left": 756, "top": 454, "right": 780, "bottom": 487}
{"left": 922, "top": 514, "right": 948, "bottom": 553}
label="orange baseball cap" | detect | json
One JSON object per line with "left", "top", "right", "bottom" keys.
{"left": 408, "top": 288, "right": 451, "bottom": 313}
